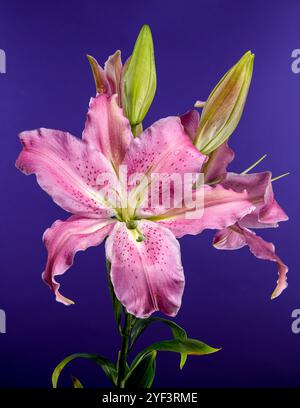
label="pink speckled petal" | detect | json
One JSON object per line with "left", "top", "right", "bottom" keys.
{"left": 180, "top": 110, "right": 200, "bottom": 141}
{"left": 213, "top": 225, "right": 288, "bottom": 299}
{"left": 221, "top": 172, "right": 288, "bottom": 228}
{"left": 123, "top": 116, "right": 206, "bottom": 176}
{"left": 106, "top": 220, "right": 185, "bottom": 318}
{"left": 123, "top": 116, "right": 206, "bottom": 216}
{"left": 203, "top": 142, "right": 234, "bottom": 184}
{"left": 157, "top": 184, "right": 255, "bottom": 238}
{"left": 16, "top": 128, "right": 115, "bottom": 218}
{"left": 43, "top": 216, "right": 116, "bottom": 305}
{"left": 83, "top": 94, "right": 133, "bottom": 168}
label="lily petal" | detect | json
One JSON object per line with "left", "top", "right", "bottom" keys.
{"left": 87, "top": 54, "right": 111, "bottom": 94}
{"left": 203, "top": 142, "right": 234, "bottom": 184}
{"left": 104, "top": 50, "right": 123, "bottom": 102}
{"left": 180, "top": 110, "right": 200, "bottom": 141}
{"left": 83, "top": 94, "right": 133, "bottom": 168}
{"left": 213, "top": 225, "right": 288, "bottom": 299}
{"left": 16, "top": 128, "right": 115, "bottom": 218}
{"left": 123, "top": 116, "right": 206, "bottom": 216}
{"left": 43, "top": 216, "right": 116, "bottom": 305}
{"left": 221, "top": 172, "right": 288, "bottom": 228}
{"left": 106, "top": 220, "right": 185, "bottom": 318}
{"left": 157, "top": 184, "right": 256, "bottom": 238}
{"left": 124, "top": 116, "right": 206, "bottom": 176}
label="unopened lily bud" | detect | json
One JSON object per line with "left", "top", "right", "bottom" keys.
{"left": 122, "top": 24, "right": 157, "bottom": 128}
{"left": 194, "top": 51, "right": 254, "bottom": 155}
{"left": 87, "top": 50, "right": 122, "bottom": 98}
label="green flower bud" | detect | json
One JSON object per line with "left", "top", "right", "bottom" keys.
{"left": 122, "top": 24, "right": 157, "bottom": 129}
{"left": 194, "top": 51, "right": 254, "bottom": 155}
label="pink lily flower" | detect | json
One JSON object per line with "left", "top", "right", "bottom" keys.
{"left": 16, "top": 95, "right": 276, "bottom": 318}
{"left": 183, "top": 109, "right": 289, "bottom": 299}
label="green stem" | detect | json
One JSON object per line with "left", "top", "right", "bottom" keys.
{"left": 106, "top": 260, "right": 123, "bottom": 336}
{"left": 131, "top": 123, "right": 143, "bottom": 137}
{"left": 117, "top": 312, "right": 132, "bottom": 388}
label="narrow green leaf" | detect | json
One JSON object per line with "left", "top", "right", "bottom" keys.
{"left": 130, "top": 317, "right": 188, "bottom": 368}
{"left": 71, "top": 376, "right": 84, "bottom": 388}
{"left": 52, "top": 353, "right": 117, "bottom": 388}
{"left": 126, "top": 338, "right": 220, "bottom": 381}
{"left": 125, "top": 351, "right": 156, "bottom": 388}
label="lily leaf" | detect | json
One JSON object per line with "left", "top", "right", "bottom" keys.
{"left": 71, "top": 376, "right": 84, "bottom": 388}
{"left": 125, "top": 351, "right": 156, "bottom": 388}
{"left": 127, "top": 338, "right": 220, "bottom": 379}
{"left": 52, "top": 353, "right": 117, "bottom": 388}
{"left": 130, "top": 317, "right": 188, "bottom": 368}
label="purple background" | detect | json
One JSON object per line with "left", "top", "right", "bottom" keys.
{"left": 0, "top": 0, "right": 299, "bottom": 387}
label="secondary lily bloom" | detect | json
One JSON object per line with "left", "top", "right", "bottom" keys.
{"left": 16, "top": 94, "right": 269, "bottom": 318}
{"left": 184, "top": 109, "right": 288, "bottom": 298}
